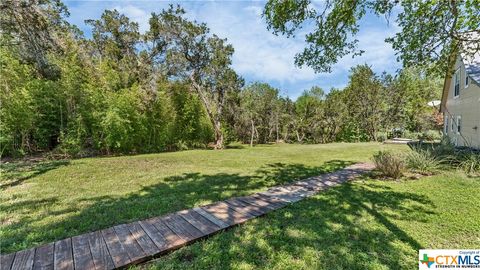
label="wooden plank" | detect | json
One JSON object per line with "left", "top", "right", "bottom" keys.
{"left": 222, "top": 200, "right": 260, "bottom": 218}
{"left": 72, "top": 234, "right": 95, "bottom": 270}
{"left": 54, "top": 239, "right": 74, "bottom": 270}
{"left": 1, "top": 253, "right": 16, "bottom": 270}
{"left": 33, "top": 243, "right": 54, "bottom": 270}
{"left": 161, "top": 214, "right": 203, "bottom": 241}
{"left": 138, "top": 219, "right": 169, "bottom": 251}
{"left": 254, "top": 193, "right": 292, "bottom": 206}
{"left": 224, "top": 198, "right": 266, "bottom": 216}
{"left": 11, "top": 248, "right": 34, "bottom": 270}
{"left": 201, "top": 202, "right": 251, "bottom": 226}
{"left": 87, "top": 231, "right": 115, "bottom": 270}
{"left": 101, "top": 227, "right": 131, "bottom": 268}
{"left": 192, "top": 207, "right": 229, "bottom": 229}
{"left": 235, "top": 196, "right": 274, "bottom": 213}
{"left": 127, "top": 222, "right": 160, "bottom": 257}
{"left": 149, "top": 217, "right": 186, "bottom": 249}
{"left": 237, "top": 195, "right": 278, "bottom": 211}
{"left": 113, "top": 224, "right": 145, "bottom": 264}
{"left": 177, "top": 209, "right": 221, "bottom": 235}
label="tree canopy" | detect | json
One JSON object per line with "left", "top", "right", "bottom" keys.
{"left": 263, "top": 0, "right": 480, "bottom": 74}
{"left": 0, "top": 0, "right": 444, "bottom": 157}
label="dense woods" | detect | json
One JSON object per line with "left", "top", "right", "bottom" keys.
{"left": 0, "top": 1, "right": 442, "bottom": 157}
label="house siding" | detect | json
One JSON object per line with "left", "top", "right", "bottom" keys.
{"left": 443, "top": 56, "right": 480, "bottom": 148}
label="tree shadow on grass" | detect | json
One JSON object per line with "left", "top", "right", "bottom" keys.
{"left": 0, "top": 160, "right": 70, "bottom": 189}
{"left": 1, "top": 160, "right": 352, "bottom": 253}
{"left": 2, "top": 158, "right": 434, "bottom": 269}
{"left": 146, "top": 181, "right": 435, "bottom": 269}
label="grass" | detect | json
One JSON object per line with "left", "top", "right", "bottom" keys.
{"left": 1, "top": 142, "right": 404, "bottom": 253}
{"left": 140, "top": 172, "right": 480, "bottom": 270}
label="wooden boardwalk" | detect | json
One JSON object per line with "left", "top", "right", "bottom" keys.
{"left": 0, "top": 163, "right": 374, "bottom": 270}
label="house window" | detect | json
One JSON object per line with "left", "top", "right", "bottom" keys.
{"left": 457, "top": 116, "right": 462, "bottom": 134}
{"left": 465, "top": 75, "right": 469, "bottom": 88}
{"left": 454, "top": 69, "right": 460, "bottom": 97}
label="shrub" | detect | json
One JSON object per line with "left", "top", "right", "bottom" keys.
{"left": 431, "top": 136, "right": 456, "bottom": 158}
{"left": 372, "top": 151, "right": 405, "bottom": 179}
{"left": 459, "top": 152, "right": 480, "bottom": 176}
{"left": 420, "top": 130, "right": 442, "bottom": 141}
{"left": 403, "top": 131, "right": 422, "bottom": 140}
{"left": 405, "top": 150, "right": 442, "bottom": 175}
{"left": 376, "top": 132, "right": 388, "bottom": 142}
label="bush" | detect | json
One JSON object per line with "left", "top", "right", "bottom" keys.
{"left": 372, "top": 151, "right": 405, "bottom": 179}
{"left": 403, "top": 131, "right": 422, "bottom": 140}
{"left": 420, "top": 130, "right": 442, "bottom": 141}
{"left": 405, "top": 150, "right": 442, "bottom": 175}
{"left": 459, "top": 152, "right": 480, "bottom": 176}
{"left": 375, "top": 132, "right": 388, "bottom": 142}
{"left": 431, "top": 136, "right": 456, "bottom": 158}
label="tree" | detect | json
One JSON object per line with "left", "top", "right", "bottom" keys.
{"left": 342, "top": 65, "right": 386, "bottom": 141}
{"left": 263, "top": 0, "right": 480, "bottom": 75}
{"left": 239, "top": 82, "right": 281, "bottom": 146}
{"left": 293, "top": 86, "right": 324, "bottom": 143}
{"left": 149, "top": 6, "right": 244, "bottom": 149}
{"left": 0, "top": 0, "right": 70, "bottom": 78}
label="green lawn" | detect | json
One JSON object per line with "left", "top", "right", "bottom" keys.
{"left": 1, "top": 143, "right": 479, "bottom": 270}
{"left": 1, "top": 142, "right": 403, "bottom": 253}
{"left": 141, "top": 172, "right": 480, "bottom": 270}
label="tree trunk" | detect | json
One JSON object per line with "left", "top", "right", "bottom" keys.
{"left": 250, "top": 119, "right": 255, "bottom": 147}
{"left": 213, "top": 120, "right": 223, "bottom": 150}
{"left": 276, "top": 122, "right": 279, "bottom": 142}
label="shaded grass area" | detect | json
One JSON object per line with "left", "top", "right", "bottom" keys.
{"left": 141, "top": 172, "right": 480, "bottom": 270}
{"left": 1, "top": 143, "right": 404, "bottom": 253}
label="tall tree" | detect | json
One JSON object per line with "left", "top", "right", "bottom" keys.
{"left": 149, "top": 6, "right": 244, "bottom": 149}
{"left": 0, "top": 0, "right": 70, "bottom": 78}
{"left": 343, "top": 65, "right": 386, "bottom": 141}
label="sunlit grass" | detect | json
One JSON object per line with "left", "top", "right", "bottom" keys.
{"left": 1, "top": 142, "right": 405, "bottom": 253}
{"left": 141, "top": 171, "right": 480, "bottom": 270}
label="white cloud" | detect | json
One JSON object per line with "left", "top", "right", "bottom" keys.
{"left": 114, "top": 5, "right": 150, "bottom": 33}
{"left": 65, "top": 1, "right": 401, "bottom": 98}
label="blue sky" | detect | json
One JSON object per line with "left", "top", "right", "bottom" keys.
{"left": 64, "top": 0, "right": 401, "bottom": 100}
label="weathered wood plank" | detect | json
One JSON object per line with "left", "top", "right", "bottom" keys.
{"left": 1, "top": 253, "right": 16, "bottom": 270}
{"left": 192, "top": 207, "right": 229, "bottom": 229}
{"left": 101, "top": 227, "right": 131, "bottom": 268}
{"left": 11, "top": 248, "right": 34, "bottom": 270}
{"left": 127, "top": 222, "right": 160, "bottom": 257}
{"left": 178, "top": 209, "right": 221, "bottom": 235}
{"left": 149, "top": 217, "right": 186, "bottom": 249}
{"left": 33, "top": 243, "right": 54, "bottom": 270}
{"left": 254, "top": 193, "right": 291, "bottom": 206}
{"left": 87, "top": 231, "right": 115, "bottom": 270}
{"left": 138, "top": 219, "right": 169, "bottom": 251}
{"left": 222, "top": 200, "right": 259, "bottom": 219}
{"left": 113, "top": 224, "right": 145, "bottom": 264}
{"left": 72, "top": 234, "right": 95, "bottom": 270}
{"left": 162, "top": 214, "right": 203, "bottom": 241}
{"left": 201, "top": 202, "right": 251, "bottom": 226}
{"left": 224, "top": 198, "right": 265, "bottom": 216}
{"left": 54, "top": 238, "right": 74, "bottom": 270}
{"left": 237, "top": 196, "right": 278, "bottom": 211}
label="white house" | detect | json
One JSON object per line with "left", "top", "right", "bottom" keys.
{"left": 440, "top": 51, "right": 480, "bottom": 148}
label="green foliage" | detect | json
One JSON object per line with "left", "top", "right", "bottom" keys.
{"left": 375, "top": 132, "right": 388, "bottom": 142}
{"left": 0, "top": 1, "right": 445, "bottom": 157}
{"left": 372, "top": 151, "right": 405, "bottom": 179}
{"left": 420, "top": 130, "right": 442, "bottom": 141}
{"left": 459, "top": 152, "right": 480, "bottom": 176}
{"left": 263, "top": 0, "right": 480, "bottom": 75}
{"left": 405, "top": 149, "right": 442, "bottom": 175}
